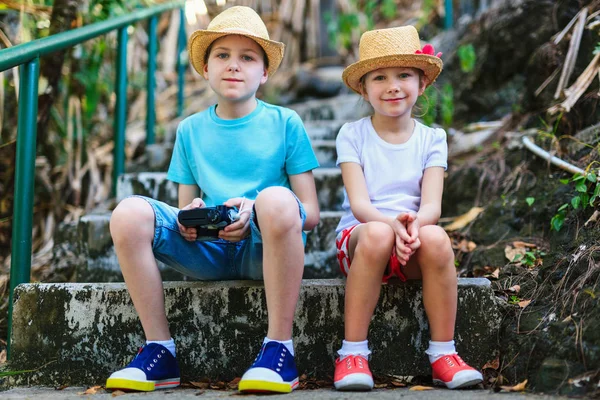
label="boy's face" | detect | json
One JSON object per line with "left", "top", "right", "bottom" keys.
{"left": 360, "top": 67, "right": 425, "bottom": 119}
{"left": 203, "top": 35, "right": 268, "bottom": 103}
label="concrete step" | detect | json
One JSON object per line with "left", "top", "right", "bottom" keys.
{"left": 8, "top": 279, "right": 500, "bottom": 387}
{"left": 116, "top": 168, "right": 344, "bottom": 211}
{"left": 71, "top": 211, "right": 345, "bottom": 282}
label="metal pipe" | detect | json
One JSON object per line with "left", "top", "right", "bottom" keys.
{"left": 177, "top": 7, "right": 187, "bottom": 116}
{"left": 8, "top": 58, "right": 40, "bottom": 357}
{"left": 146, "top": 16, "right": 158, "bottom": 145}
{"left": 113, "top": 27, "right": 128, "bottom": 196}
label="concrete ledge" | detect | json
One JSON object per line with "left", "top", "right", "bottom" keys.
{"left": 74, "top": 211, "right": 345, "bottom": 282}
{"left": 9, "top": 279, "right": 500, "bottom": 387}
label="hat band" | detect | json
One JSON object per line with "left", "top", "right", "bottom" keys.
{"left": 219, "top": 27, "right": 266, "bottom": 38}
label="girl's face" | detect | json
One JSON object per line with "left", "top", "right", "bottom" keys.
{"left": 203, "top": 35, "right": 268, "bottom": 103}
{"left": 360, "top": 67, "right": 426, "bottom": 119}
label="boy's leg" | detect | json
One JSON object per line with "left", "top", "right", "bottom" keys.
{"left": 111, "top": 197, "right": 170, "bottom": 341}
{"left": 334, "top": 222, "right": 393, "bottom": 391}
{"left": 106, "top": 197, "right": 178, "bottom": 391}
{"left": 404, "top": 225, "right": 482, "bottom": 389}
{"left": 238, "top": 187, "right": 304, "bottom": 393}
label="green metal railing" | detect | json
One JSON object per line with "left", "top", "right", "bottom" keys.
{"left": 0, "top": 1, "right": 186, "bottom": 356}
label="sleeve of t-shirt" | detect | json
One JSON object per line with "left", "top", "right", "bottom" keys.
{"left": 166, "top": 123, "right": 197, "bottom": 185}
{"left": 285, "top": 111, "right": 320, "bottom": 175}
{"left": 425, "top": 128, "right": 448, "bottom": 170}
{"left": 336, "top": 123, "right": 361, "bottom": 165}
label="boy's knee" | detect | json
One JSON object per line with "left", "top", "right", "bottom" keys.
{"left": 110, "top": 197, "right": 155, "bottom": 242}
{"left": 255, "top": 187, "right": 301, "bottom": 233}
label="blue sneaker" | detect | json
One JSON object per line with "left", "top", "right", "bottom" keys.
{"left": 106, "top": 343, "right": 180, "bottom": 391}
{"left": 238, "top": 342, "right": 299, "bottom": 393}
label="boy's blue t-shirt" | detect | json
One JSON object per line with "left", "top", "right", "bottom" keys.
{"left": 167, "top": 100, "right": 319, "bottom": 206}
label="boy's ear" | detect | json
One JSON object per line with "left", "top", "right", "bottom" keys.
{"left": 203, "top": 63, "right": 209, "bottom": 80}
{"left": 260, "top": 67, "right": 268, "bottom": 85}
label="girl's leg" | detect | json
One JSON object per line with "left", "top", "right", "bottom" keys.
{"left": 404, "top": 225, "right": 457, "bottom": 341}
{"left": 254, "top": 186, "right": 304, "bottom": 341}
{"left": 110, "top": 197, "right": 170, "bottom": 341}
{"left": 344, "top": 222, "right": 395, "bottom": 341}
{"left": 403, "top": 225, "right": 482, "bottom": 389}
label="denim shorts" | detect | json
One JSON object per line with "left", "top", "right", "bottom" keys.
{"left": 137, "top": 189, "right": 307, "bottom": 280}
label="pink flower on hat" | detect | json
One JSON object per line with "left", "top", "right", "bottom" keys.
{"left": 415, "top": 44, "right": 442, "bottom": 58}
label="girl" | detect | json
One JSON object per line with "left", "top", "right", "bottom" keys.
{"left": 333, "top": 26, "right": 483, "bottom": 390}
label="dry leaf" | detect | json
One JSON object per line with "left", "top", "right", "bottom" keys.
{"left": 0, "top": 349, "right": 6, "bottom": 364}
{"left": 409, "top": 385, "right": 434, "bottom": 391}
{"left": 508, "top": 285, "right": 521, "bottom": 293}
{"left": 512, "top": 241, "right": 536, "bottom": 248}
{"left": 501, "top": 379, "right": 528, "bottom": 392}
{"left": 584, "top": 210, "right": 599, "bottom": 227}
{"left": 485, "top": 268, "right": 500, "bottom": 279}
{"left": 518, "top": 300, "right": 532, "bottom": 309}
{"left": 374, "top": 383, "right": 388, "bottom": 388}
{"left": 391, "top": 380, "right": 407, "bottom": 387}
{"left": 483, "top": 356, "right": 500, "bottom": 370}
{"left": 456, "top": 239, "right": 477, "bottom": 252}
{"left": 189, "top": 381, "right": 210, "bottom": 389}
{"left": 444, "top": 207, "right": 484, "bottom": 231}
{"left": 111, "top": 390, "right": 126, "bottom": 397}
{"left": 82, "top": 386, "right": 102, "bottom": 394}
{"left": 227, "top": 377, "right": 241, "bottom": 389}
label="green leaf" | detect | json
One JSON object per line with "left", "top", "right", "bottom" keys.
{"left": 571, "top": 196, "right": 581, "bottom": 209}
{"left": 573, "top": 174, "right": 585, "bottom": 182}
{"left": 576, "top": 182, "right": 588, "bottom": 193}
{"left": 551, "top": 213, "right": 565, "bottom": 231}
{"left": 560, "top": 179, "right": 570, "bottom": 185}
{"left": 558, "top": 203, "right": 569, "bottom": 212}
{"left": 525, "top": 197, "right": 535, "bottom": 206}
{"left": 587, "top": 172, "right": 597, "bottom": 182}
{"left": 457, "top": 44, "right": 476, "bottom": 73}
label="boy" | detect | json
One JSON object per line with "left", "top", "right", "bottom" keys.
{"left": 106, "top": 6, "right": 320, "bottom": 394}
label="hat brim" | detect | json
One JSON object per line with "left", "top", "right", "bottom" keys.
{"left": 342, "top": 54, "right": 443, "bottom": 93}
{"left": 188, "top": 30, "right": 285, "bottom": 77}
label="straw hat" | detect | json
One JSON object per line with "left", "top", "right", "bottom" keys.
{"left": 188, "top": 6, "right": 285, "bottom": 77}
{"left": 342, "top": 26, "right": 443, "bottom": 94}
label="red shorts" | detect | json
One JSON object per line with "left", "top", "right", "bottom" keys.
{"left": 335, "top": 225, "right": 407, "bottom": 282}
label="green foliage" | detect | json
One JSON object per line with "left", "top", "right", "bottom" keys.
{"left": 551, "top": 172, "right": 600, "bottom": 231}
{"left": 594, "top": 42, "right": 600, "bottom": 55}
{"left": 418, "top": 83, "right": 455, "bottom": 128}
{"left": 419, "top": 86, "right": 438, "bottom": 127}
{"left": 440, "top": 83, "right": 454, "bottom": 128}
{"left": 457, "top": 44, "right": 476, "bottom": 73}
{"left": 325, "top": 0, "right": 398, "bottom": 53}
{"left": 418, "top": 0, "right": 436, "bottom": 27}
{"left": 526, "top": 197, "right": 535, "bottom": 207}
{"left": 512, "top": 249, "right": 545, "bottom": 268}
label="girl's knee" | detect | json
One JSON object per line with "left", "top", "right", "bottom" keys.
{"left": 356, "top": 222, "right": 394, "bottom": 255}
{"left": 110, "top": 197, "right": 155, "bottom": 242}
{"left": 254, "top": 187, "right": 301, "bottom": 233}
{"left": 417, "top": 225, "right": 454, "bottom": 266}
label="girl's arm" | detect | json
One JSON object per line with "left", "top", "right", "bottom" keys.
{"left": 340, "top": 162, "right": 395, "bottom": 225}
{"left": 178, "top": 184, "right": 201, "bottom": 209}
{"left": 416, "top": 166, "right": 444, "bottom": 226}
{"left": 289, "top": 171, "right": 320, "bottom": 231}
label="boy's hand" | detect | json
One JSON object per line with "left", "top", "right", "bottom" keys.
{"left": 178, "top": 197, "right": 205, "bottom": 241}
{"left": 220, "top": 197, "right": 254, "bottom": 242}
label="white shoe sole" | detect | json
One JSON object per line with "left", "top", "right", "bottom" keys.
{"left": 335, "top": 373, "right": 374, "bottom": 391}
{"left": 434, "top": 370, "right": 483, "bottom": 389}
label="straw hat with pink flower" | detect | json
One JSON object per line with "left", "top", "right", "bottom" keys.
{"left": 342, "top": 25, "right": 443, "bottom": 94}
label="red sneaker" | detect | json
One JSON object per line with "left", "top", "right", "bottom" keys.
{"left": 431, "top": 354, "right": 483, "bottom": 389}
{"left": 333, "top": 355, "right": 374, "bottom": 391}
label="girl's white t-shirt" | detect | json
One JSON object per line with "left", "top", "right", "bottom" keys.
{"left": 335, "top": 117, "right": 448, "bottom": 234}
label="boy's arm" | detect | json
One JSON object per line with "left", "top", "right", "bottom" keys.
{"left": 178, "top": 184, "right": 201, "bottom": 209}
{"left": 416, "top": 167, "right": 444, "bottom": 226}
{"left": 289, "top": 171, "right": 320, "bottom": 231}
{"left": 340, "top": 162, "right": 395, "bottom": 225}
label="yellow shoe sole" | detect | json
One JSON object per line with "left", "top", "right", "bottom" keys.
{"left": 106, "top": 378, "right": 155, "bottom": 392}
{"left": 238, "top": 379, "right": 294, "bottom": 393}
